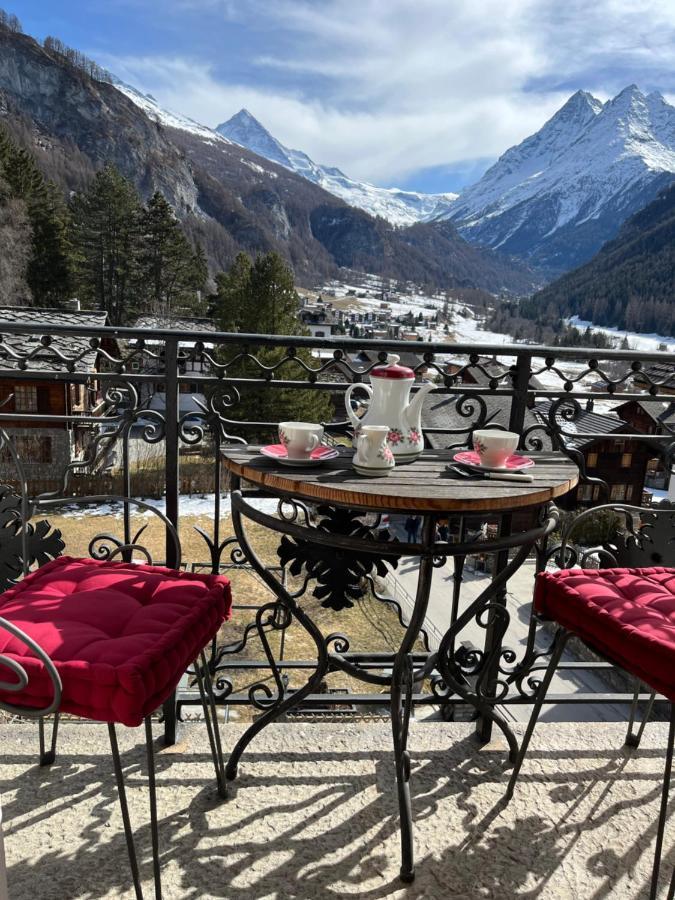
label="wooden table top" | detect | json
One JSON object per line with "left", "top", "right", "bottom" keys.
{"left": 222, "top": 448, "right": 579, "bottom": 514}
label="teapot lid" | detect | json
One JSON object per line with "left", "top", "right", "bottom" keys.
{"left": 371, "top": 354, "right": 415, "bottom": 380}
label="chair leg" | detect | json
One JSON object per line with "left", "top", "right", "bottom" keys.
{"left": 626, "top": 679, "right": 657, "bottom": 748}
{"left": 650, "top": 704, "right": 675, "bottom": 900}
{"left": 108, "top": 723, "right": 144, "bottom": 900}
{"left": 144, "top": 717, "right": 161, "bottom": 900}
{"left": 194, "top": 651, "right": 227, "bottom": 799}
{"left": 505, "top": 628, "right": 570, "bottom": 802}
{"left": 38, "top": 713, "right": 59, "bottom": 766}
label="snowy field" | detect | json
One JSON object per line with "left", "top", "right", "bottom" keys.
{"left": 319, "top": 273, "right": 516, "bottom": 350}
{"left": 568, "top": 316, "right": 675, "bottom": 353}
{"left": 316, "top": 272, "right": 675, "bottom": 416}
{"left": 59, "top": 494, "right": 279, "bottom": 519}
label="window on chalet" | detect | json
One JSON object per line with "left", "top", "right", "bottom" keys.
{"left": 14, "top": 385, "right": 37, "bottom": 412}
{"left": 578, "top": 484, "right": 594, "bottom": 501}
{"left": 587, "top": 452, "right": 598, "bottom": 467}
{"left": 621, "top": 452, "right": 632, "bottom": 467}
{"left": 610, "top": 484, "right": 628, "bottom": 502}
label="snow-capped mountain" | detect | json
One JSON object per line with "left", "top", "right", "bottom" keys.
{"left": 216, "top": 109, "right": 457, "bottom": 227}
{"left": 448, "top": 86, "right": 675, "bottom": 274}
{"left": 113, "top": 79, "right": 233, "bottom": 145}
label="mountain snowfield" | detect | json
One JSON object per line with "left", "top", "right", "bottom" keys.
{"left": 114, "top": 84, "right": 457, "bottom": 226}
{"left": 216, "top": 109, "right": 458, "bottom": 227}
{"left": 113, "top": 79, "right": 232, "bottom": 146}
{"left": 115, "top": 76, "right": 675, "bottom": 278}
{"left": 447, "top": 86, "right": 675, "bottom": 272}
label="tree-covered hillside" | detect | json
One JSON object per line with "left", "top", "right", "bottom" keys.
{"left": 0, "top": 128, "right": 207, "bottom": 322}
{"left": 526, "top": 182, "right": 675, "bottom": 337}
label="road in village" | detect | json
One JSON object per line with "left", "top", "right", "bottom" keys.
{"left": 385, "top": 518, "right": 631, "bottom": 725}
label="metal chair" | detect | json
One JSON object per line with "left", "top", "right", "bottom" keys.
{"left": 0, "top": 553, "right": 231, "bottom": 900}
{"left": 505, "top": 503, "right": 675, "bottom": 899}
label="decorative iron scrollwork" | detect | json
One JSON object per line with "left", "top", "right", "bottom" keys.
{"left": 0, "top": 485, "right": 64, "bottom": 590}
{"left": 277, "top": 504, "right": 400, "bottom": 610}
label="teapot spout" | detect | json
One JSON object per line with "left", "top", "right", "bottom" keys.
{"left": 404, "top": 379, "right": 435, "bottom": 429}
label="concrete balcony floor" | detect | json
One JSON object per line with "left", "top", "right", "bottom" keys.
{"left": 1, "top": 719, "right": 672, "bottom": 899}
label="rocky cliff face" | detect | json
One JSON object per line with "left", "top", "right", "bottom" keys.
{"left": 0, "top": 26, "right": 532, "bottom": 292}
{"left": 0, "top": 30, "right": 199, "bottom": 213}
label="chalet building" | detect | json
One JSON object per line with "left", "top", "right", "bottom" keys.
{"left": 615, "top": 398, "right": 675, "bottom": 491}
{"left": 298, "top": 302, "right": 335, "bottom": 338}
{"left": 130, "top": 314, "right": 216, "bottom": 419}
{"left": 0, "top": 306, "right": 112, "bottom": 493}
{"left": 532, "top": 401, "right": 652, "bottom": 507}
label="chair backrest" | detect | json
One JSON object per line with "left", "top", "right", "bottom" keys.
{"left": 560, "top": 502, "right": 675, "bottom": 569}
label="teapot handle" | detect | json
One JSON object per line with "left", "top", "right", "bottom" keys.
{"left": 345, "top": 383, "right": 372, "bottom": 429}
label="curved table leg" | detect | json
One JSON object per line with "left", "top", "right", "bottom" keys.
{"left": 225, "top": 491, "right": 330, "bottom": 781}
{"left": 434, "top": 538, "right": 538, "bottom": 764}
{"left": 391, "top": 516, "right": 436, "bottom": 882}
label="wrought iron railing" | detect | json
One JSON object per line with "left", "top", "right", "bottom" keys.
{"left": 0, "top": 319, "right": 673, "bottom": 740}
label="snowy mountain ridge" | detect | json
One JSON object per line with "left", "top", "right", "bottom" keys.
{"left": 216, "top": 109, "right": 458, "bottom": 227}
{"left": 447, "top": 86, "right": 675, "bottom": 272}
{"left": 113, "top": 79, "right": 232, "bottom": 145}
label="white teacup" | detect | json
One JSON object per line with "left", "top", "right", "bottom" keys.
{"left": 279, "top": 421, "right": 325, "bottom": 459}
{"left": 472, "top": 429, "right": 519, "bottom": 468}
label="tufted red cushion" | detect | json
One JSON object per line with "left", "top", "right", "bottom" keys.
{"left": 0, "top": 556, "right": 232, "bottom": 726}
{"left": 535, "top": 567, "right": 675, "bottom": 701}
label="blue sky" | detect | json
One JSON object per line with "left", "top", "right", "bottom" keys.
{"left": 9, "top": 1, "right": 675, "bottom": 192}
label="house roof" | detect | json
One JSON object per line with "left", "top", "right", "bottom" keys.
{"left": 132, "top": 315, "right": 216, "bottom": 348}
{"left": 347, "top": 350, "right": 427, "bottom": 375}
{"left": 616, "top": 398, "right": 675, "bottom": 432}
{"left": 0, "top": 306, "right": 109, "bottom": 372}
{"left": 421, "top": 393, "right": 635, "bottom": 453}
{"left": 532, "top": 400, "right": 628, "bottom": 450}
{"left": 635, "top": 362, "right": 675, "bottom": 389}
{"left": 421, "top": 390, "right": 541, "bottom": 450}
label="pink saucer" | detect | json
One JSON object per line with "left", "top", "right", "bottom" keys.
{"left": 260, "top": 444, "right": 339, "bottom": 467}
{"left": 453, "top": 450, "right": 535, "bottom": 471}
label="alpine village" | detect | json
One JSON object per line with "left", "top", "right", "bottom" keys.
{"left": 1, "top": 5, "right": 675, "bottom": 899}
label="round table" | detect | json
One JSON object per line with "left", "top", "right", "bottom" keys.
{"left": 221, "top": 447, "right": 578, "bottom": 881}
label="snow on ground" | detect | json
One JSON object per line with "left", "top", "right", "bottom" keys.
{"left": 59, "top": 494, "right": 279, "bottom": 519}
{"left": 568, "top": 316, "right": 675, "bottom": 353}
{"left": 317, "top": 275, "right": 674, "bottom": 408}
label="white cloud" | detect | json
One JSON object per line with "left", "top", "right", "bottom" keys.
{"left": 98, "top": 0, "right": 675, "bottom": 186}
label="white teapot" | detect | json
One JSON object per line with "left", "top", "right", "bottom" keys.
{"left": 345, "top": 354, "right": 435, "bottom": 461}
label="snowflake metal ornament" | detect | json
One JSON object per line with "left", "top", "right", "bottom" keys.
{"left": 0, "top": 485, "right": 65, "bottom": 590}
{"left": 277, "top": 505, "right": 399, "bottom": 611}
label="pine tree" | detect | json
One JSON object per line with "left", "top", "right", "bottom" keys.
{"left": 210, "top": 251, "right": 252, "bottom": 332}
{"left": 213, "top": 251, "right": 332, "bottom": 436}
{"left": 138, "top": 192, "right": 207, "bottom": 316}
{"left": 0, "top": 174, "right": 30, "bottom": 304}
{"left": 0, "top": 127, "right": 73, "bottom": 306}
{"left": 70, "top": 165, "right": 142, "bottom": 323}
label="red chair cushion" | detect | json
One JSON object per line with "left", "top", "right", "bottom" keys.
{"left": 535, "top": 567, "right": 675, "bottom": 701}
{"left": 0, "top": 556, "right": 232, "bottom": 726}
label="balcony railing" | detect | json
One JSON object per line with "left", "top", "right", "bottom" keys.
{"left": 0, "top": 319, "right": 673, "bottom": 741}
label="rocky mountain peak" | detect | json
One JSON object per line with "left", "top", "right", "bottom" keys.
{"left": 447, "top": 85, "right": 675, "bottom": 274}
{"left": 216, "top": 108, "right": 291, "bottom": 168}
{"left": 217, "top": 108, "right": 457, "bottom": 226}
